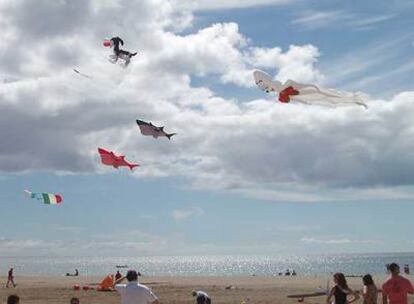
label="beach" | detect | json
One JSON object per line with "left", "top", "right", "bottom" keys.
{"left": 0, "top": 275, "right": 395, "bottom": 304}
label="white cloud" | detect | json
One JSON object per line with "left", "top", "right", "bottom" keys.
{"left": 301, "top": 237, "right": 379, "bottom": 245}
{"left": 1, "top": 0, "right": 414, "bottom": 204}
{"left": 292, "top": 10, "right": 394, "bottom": 31}
{"left": 193, "top": 0, "right": 294, "bottom": 11}
{"left": 171, "top": 206, "right": 204, "bottom": 220}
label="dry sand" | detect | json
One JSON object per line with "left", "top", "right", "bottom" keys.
{"left": 0, "top": 275, "right": 397, "bottom": 304}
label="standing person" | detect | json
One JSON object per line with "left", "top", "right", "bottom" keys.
{"left": 7, "top": 295, "right": 19, "bottom": 304}
{"left": 327, "top": 272, "right": 359, "bottom": 304}
{"left": 192, "top": 290, "right": 211, "bottom": 304}
{"left": 363, "top": 274, "right": 378, "bottom": 304}
{"left": 114, "top": 270, "right": 159, "bottom": 304}
{"left": 6, "top": 267, "right": 17, "bottom": 288}
{"left": 382, "top": 263, "right": 414, "bottom": 304}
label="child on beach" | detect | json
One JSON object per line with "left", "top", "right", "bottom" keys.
{"left": 362, "top": 274, "right": 378, "bottom": 304}
{"left": 327, "top": 273, "right": 359, "bottom": 304}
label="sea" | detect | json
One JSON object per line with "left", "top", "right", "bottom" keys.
{"left": 1, "top": 252, "right": 413, "bottom": 277}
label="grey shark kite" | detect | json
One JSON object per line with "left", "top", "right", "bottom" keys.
{"left": 136, "top": 119, "right": 176, "bottom": 140}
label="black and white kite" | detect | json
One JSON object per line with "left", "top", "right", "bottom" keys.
{"left": 136, "top": 119, "right": 176, "bottom": 140}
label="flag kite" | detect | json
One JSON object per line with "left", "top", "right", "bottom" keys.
{"left": 24, "top": 190, "right": 63, "bottom": 205}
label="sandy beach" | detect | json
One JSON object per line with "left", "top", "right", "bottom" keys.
{"left": 0, "top": 275, "right": 397, "bottom": 304}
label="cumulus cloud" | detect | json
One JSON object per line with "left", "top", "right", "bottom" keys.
{"left": 193, "top": 0, "right": 294, "bottom": 10}
{"left": 1, "top": 0, "right": 414, "bottom": 203}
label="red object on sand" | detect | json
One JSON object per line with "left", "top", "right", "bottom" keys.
{"left": 279, "top": 86, "right": 300, "bottom": 103}
{"left": 73, "top": 284, "right": 80, "bottom": 291}
{"left": 98, "top": 148, "right": 139, "bottom": 171}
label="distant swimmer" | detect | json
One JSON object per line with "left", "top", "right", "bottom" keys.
{"left": 192, "top": 290, "right": 211, "bottom": 304}
{"left": 6, "top": 268, "right": 16, "bottom": 288}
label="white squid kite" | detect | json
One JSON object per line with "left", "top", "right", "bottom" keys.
{"left": 253, "top": 70, "right": 368, "bottom": 109}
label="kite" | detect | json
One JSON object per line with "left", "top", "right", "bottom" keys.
{"left": 98, "top": 148, "right": 139, "bottom": 171}
{"left": 253, "top": 70, "right": 368, "bottom": 109}
{"left": 136, "top": 119, "right": 176, "bottom": 140}
{"left": 103, "top": 37, "right": 137, "bottom": 66}
{"left": 73, "top": 69, "right": 92, "bottom": 79}
{"left": 24, "top": 190, "right": 63, "bottom": 205}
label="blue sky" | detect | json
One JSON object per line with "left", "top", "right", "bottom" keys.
{"left": 1, "top": 0, "right": 414, "bottom": 256}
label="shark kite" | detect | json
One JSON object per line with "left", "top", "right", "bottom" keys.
{"left": 98, "top": 148, "right": 139, "bottom": 170}
{"left": 136, "top": 119, "right": 176, "bottom": 140}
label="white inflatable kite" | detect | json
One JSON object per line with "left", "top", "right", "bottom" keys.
{"left": 253, "top": 70, "right": 368, "bottom": 109}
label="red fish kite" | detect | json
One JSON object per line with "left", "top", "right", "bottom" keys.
{"left": 98, "top": 148, "right": 139, "bottom": 171}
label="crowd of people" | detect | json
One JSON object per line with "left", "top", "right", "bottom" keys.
{"left": 326, "top": 263, "right": 413, "bottom": 304}
{"left": 4, "top": 262, "right": 414, "bottom": 304}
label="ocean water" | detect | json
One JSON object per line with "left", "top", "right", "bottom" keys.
{"left": 0, "top": 252, "right": 412, "bottom": 277}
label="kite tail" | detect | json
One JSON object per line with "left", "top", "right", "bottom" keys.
{"left": 166, "top": 133, "right": 177, "bottom": 140}
{"left": 128, "top": 164, "right": 140, "bottom": 171}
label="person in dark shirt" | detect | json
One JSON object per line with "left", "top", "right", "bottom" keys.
{"left": 6, "top": 268, "right": 17, "bottom": 288}
{"left": 327, "top": 272, "right": 359, "bottom": 304}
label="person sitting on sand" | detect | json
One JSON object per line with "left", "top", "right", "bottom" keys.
{"left": 70, "top": 297, "right": 80, "bottom": 304}
{"left": 7, "top": 295, "right": 20, "bottom": 304}
{"left": 382, "top": 263, "right": 414, "bottom": 304}
{"left": 327, "top": 273, "right": 359, "bottom": 304}
{"left": 114, "top": 270, "right": 159, "bottom": 304}
{"left": 115, "top": 270, "right": 122, "bottom": 281}
{"left": 66, "top": 269, "right": 79, "bottom": 276}
{"left": 192, "top": 290, "right": 211, "bottom": 304}
{"left": 6, "top": 267, "right": 17, "bottom": 288}
{"left": 362, "top": 274, "right": 378, "bottom": 304}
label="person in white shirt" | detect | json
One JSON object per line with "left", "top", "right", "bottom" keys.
{"left": 192, "top": 290, "right": 211, "bottom": 304}
{"left": 114, "top": 270, "right": 159, "bottom": 304}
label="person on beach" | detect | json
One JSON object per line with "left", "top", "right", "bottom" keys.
{"left": 114, "top": 270, "right": 159, "bottom": 304}
{"left": 192, "top": 290, "right": 211, "bottom": 304}
{"left": 115, "top": 270, "right": 122, "bottom": 280}
{"left": 362, "top": 274, "right": 378, "bottom": 304}
{"left": 7, "top": 295, "right": 20, "bottom": 304}
{"left": 327, "top": 272, "right": 359, "bottom": 304}
{"left": 70, "top": 297, "right": 80, "bottom": 304}
{"left": 6, "top": 267, "right": 17, "bottom": 288}
{"left": 382, "top": 263, "right": 414, "bottom": 304}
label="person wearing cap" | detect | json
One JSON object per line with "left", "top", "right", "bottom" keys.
{"left": 114, "top": 270, "right": 159, "bottom": 304}
{"left": 382, "top": 263, "right": 414, "bottom": 304}
{"left": 192, "top": 290, "right": 211, "bottom": 304}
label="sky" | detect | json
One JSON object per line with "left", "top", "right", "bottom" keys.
{"left": 0, "top": 0, "right": 414, "bottom": 257}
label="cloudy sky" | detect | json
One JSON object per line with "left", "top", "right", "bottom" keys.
{"left": 1, "top": 0, "right": 414, "bottom": 257}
